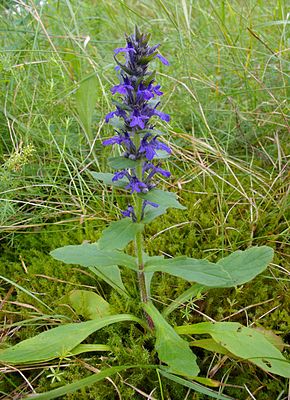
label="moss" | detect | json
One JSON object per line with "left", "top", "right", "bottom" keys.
{"left": 0, "top": 167, "right": 289, "bottom": 398}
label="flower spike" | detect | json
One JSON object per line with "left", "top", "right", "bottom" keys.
{"left": 103, "top": 27, "right": 170, "bottom": 221}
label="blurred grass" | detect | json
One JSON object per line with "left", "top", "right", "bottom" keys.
{"left": 0, "top": 0, "right": 289, "bottom": 398}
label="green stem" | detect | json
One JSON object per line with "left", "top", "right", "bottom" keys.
{"left": 133, "top": 135, "right": 153, "bottom": 329}
{"left": 135, "top": 157, "right": 147, "bottom": 304}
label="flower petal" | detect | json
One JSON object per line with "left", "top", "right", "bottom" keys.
{"left": 156, "top": 53, "right": 169, "bottom": 66}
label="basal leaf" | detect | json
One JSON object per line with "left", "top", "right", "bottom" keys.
{"left": 176, "top": 322, "right": 290, "bottom": 378}
{"left": 145, "top": 247, "right": 274, "bottom": 288}
{"left": 144, "top": 302, "right": 199, "bottom": 377}
{"left": 0, "top": 314, "right": 142, "bottom": 364}
{"left": 67, "top": 290, "right": 112, "bottom": 320}
{"left": 190, "top": 339, "right": 231, "bottom": 355}
{"left": 98, "top": 218, "right": 144, "bottom": 250}
{"left": 50, "top": 243, "right": 136, "bottom": 270}
{"left": 69, "top": 344, "right": 111, "bottom": 356}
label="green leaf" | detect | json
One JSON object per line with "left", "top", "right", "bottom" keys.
{"left": 75, "top": 74, "right": 98, "bottom": 136}
{"left": 175, "top": 322, "right": 290, "bottom": 378}
{"left": 67, "top": 290, "right": 112, "bottom": 320}
{"left": 107, "top": 156, "right": 137, "bottom": 170}
{"left": 90, "top": 172, "right": 127, "bottom": 188}
{"left": 190, "top": 339, "right": 231, "bottom": 355}
{"left": 142, "top": 204, "right": 168, "bottom": 224}
{"left": 98, "top": 218, "right": 144, "bottom": 250}
{"left": 144, "top": 302, "right": 199, "bottom": 377}
{"left": 50, "top": 243, "right": 136, "bottom": 270}
{"left": 69, "top": 344, "right": 111, "bottom": 356}
{"left": 145, "top": 247, "right": 274, "bottom": 288}
{"left": 0, "top": 314, "right": 143, "bottom": 364}
{"left": 216, "top": 246, "right": 274, "bottom": 285}
{"left": 159, "top": 370, "right": 234, "bottom": 400}
{"left": 89, "top": 265, "right": 128, "bottom": 297}
{"left": 139, "top": 189, "right": 186, "bottom": 211}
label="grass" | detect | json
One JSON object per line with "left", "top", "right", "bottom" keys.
{"left": 0, "top": 0, "right": 289, "bottom": 398}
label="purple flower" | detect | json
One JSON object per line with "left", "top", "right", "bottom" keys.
{"left": 139, "top": 135, "right": 171, "bottom": 160}
{"left": 143, "top": 200, "right": 159, "bottom": 208}
{"left": 125, "top": 177, "right": 148, "bottom": 193}
{"left": 102, "top": 136, "right": 123, "bottom": 146}
{"left": 141, "top": 200, "right": 159, "bottom": 219}
{"left": 105, "top": 111, "right": 117, "bottom": 123}
{"left": 139, "top": 135, "right": 156, "bottom": 160}
{"left": 105, "top": 107, "right": 127, "bottom": 123}
{"left": 153, "top": 85, "right": 163, "bottom": 96}
{"left": 137, "top": 83, "right": 164, "bottom": 101}
{"left": 103, "top": 135, "right": 132, "bottom": 150}
{"left": 111, "top": 83, "right": 134, "bottom": 95}
{"left": 121, "top": 205, "right": 136, "bottom": 221}
{"left": 137, "top": 84, "right": 154, "bottom": 101}
{"left": 155, "top": 166, "right": 170, "bottom": 177}
{"left": 129, "top": 110, "right": 149, "bottom": 129}
{"left": 149, "top": 164, "right": 171, "bottom": 178}
{"left": 156, "top": 54, "right": 169, "bottom": 66}
{"left": 114, "top": 45, "right": 135, "bottom": 55}
{"left": 143, "top": 162, "right": 171, "bottom": 182}
{"left": 149, "top": 44, "right": 160, "bottom": 54}
{"left": 112, "top": 170, "right": 128, "bottom": 181}
{"left": 154, "top": 109, "right": 170, "bottom": 122}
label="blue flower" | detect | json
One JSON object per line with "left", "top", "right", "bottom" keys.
{"left": 102, "top": 136, "right": 123, "bottom": 146}
{"left": 143, "top": 162, "right": 171, "bottom": 179}
{"left": 121, "top": 205, "right": 136, "bottom": 221}
{"left": 114, "top": 44, "right": 135, "bottom": 55}
{"left": 137, "top": 84, "right": 154, "bottom": 101}
{"left": 141, "top": 200, "right": 159, "bottom": 220}
{"left": 153, "top": 85, "right": 163, "bottom": 96}
{"left": 153, "top": 109, "right": 170, "bottom": 122}
{"left": 129, "top": 110, "right": 149, "bottom": 129}
{"left": 112, "top": 170, "right": 129, "bottom": 181}
{"left": 125, "top": 177, "right": 148, "bottom": 193}
{"left": 103, "top": 132, "right": 133, "bottom": 148}
{"left": 139, "top": 135, "right": 171, "bottom": 160}
{"left": 111, "top": 83, "right": 134, "bottom": 95}
{"left": 156, "top": 54, "right": 170, "bottom": 66}
{"left": 105, "top": 107, "right": 127, "bottom": 123}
